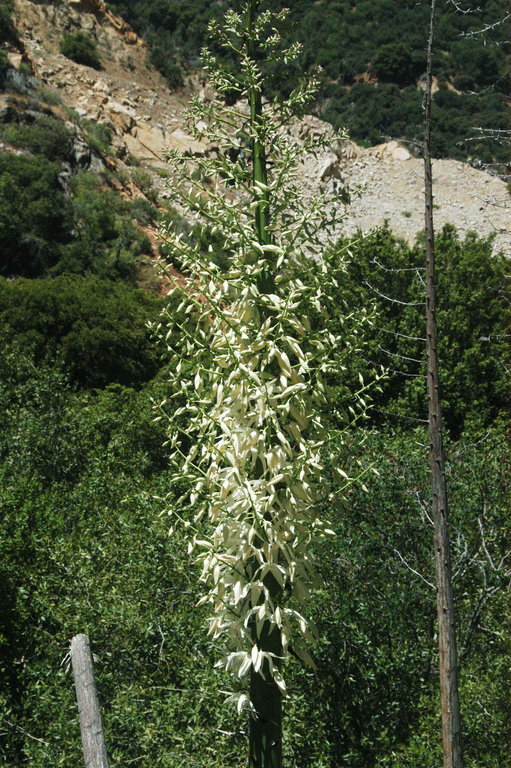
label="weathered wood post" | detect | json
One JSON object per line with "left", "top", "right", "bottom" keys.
{"left": 70, "top": 634, "right": 109, "bottom": 768}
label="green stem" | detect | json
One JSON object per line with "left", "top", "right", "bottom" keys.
{"left": 248, "top": 613, "right": 282, "bottom": 768}
{"left": 246, "top": 4, "right": 282, "bottom": 768}
{"left": 247, "top": 0, "right": 274, "bottom": 295}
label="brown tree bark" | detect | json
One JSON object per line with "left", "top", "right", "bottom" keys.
{"left": 423, "top": 3, "right": 463, "bottom": 768}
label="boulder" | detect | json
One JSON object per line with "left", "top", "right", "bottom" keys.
{"left": 168, "top": 127, "right": 209, "bottom": 156}
{"left": 106, "top": 100, "right": 135, "bottom": 134}
{"left": 124, "top": 123, "right": 167, "bottom": 161}
{"left": 70, "top": 136, "right": 91, "bottom": 168}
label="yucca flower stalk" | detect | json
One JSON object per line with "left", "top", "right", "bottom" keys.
{"left": 154, "top": 3, "right": 374, "bottom": 765}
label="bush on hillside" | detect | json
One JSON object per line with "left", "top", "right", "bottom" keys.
{"left": 79, "top": 118, "right": 113, "bottom": 155}
{"left": 0, "top": 114, "right": 73, "bottom": 161}
{"left": 129, "top": 198, "right": 159, "bottom": 226}
{"left": 60, "top": 32, "right": 102, "bottom": 69}
{"left": 56, "top": 172, "right": 152, "bottom": 280}
{"left": 373, "top": 43, "right": 414, "bottom": 84}
{"left": 0, "top": 0, "right": 14, "bottom": 44}
{"left": 149, "top": 43, "right": 183, "bottom": 90}
{"left": 0, "top": 156, "right": 152, "bottom": 280}
{"left": 0, "top": 154, "right": 71, "bottom": 277}
{"left": 0, "top": 50, "right": 9, "bottom": 86}
{"left": 0, "top": 275, "right": 162, "bottom": 387}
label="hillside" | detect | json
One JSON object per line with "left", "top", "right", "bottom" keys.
{"left": 1, "top": 0, "right": 509, "bottom": 263}
{"left": 107, "top": 0, "right": 511, "bottom": 165}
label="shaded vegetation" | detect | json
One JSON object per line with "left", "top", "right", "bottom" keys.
{"left": 0, "top": 113, "right": 73, "bottom": 161}
{"left": 331, "top": 225, "right": 510, "bottom": 436}
{"left": 0, "top": 275, "right": 162, "bottom": 388}
{"left": 0, "top": 70, "right": 157, "bottom": 283}
{"left": 0, "top": 152, "right": 152, "bottom": 280}
{"left": 60, "top": 31, "right": 102, "bottom": 70}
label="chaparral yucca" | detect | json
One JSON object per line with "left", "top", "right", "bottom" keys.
{"left": 154, "top": 3, "right": 374, "bottom": 766}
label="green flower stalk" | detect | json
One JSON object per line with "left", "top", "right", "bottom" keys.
{"left": 154, "top": 3, "right": 374, "bottom": 765}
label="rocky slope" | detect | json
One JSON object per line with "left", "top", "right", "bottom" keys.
{"left": 7, "top": 0, "right": 511, "bottom": 256}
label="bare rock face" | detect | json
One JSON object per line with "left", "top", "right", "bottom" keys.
{"left": 124, "top": 124, "right": 168, "bottom": 164}
{"left": 337, "top": 142, "right": 510, "bottom": 256}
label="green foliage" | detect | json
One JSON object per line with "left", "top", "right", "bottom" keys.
{"left": 0, "top": 154, "right": 151, "bottom": 280}
{"left": 0, "top": 275, "right": 162, "bottom": 387}
{"left": 322, "top": 80, "right": 510, "bottom": 162}
{"left": 0, "top": 0, "right": 14, "bottom": 44}
{"left": 107, "top": 0, "right": 214, "bottom": 62}
{"left": 130, "top": 168, "right": 158, "bottom": 203}
{"left": 60, "top": 31, "right": 102, "bottom": 69}
{"left": 128, "top": 197, "right": 159, "bottom": 227}
{"left": 159, "top": 206, "right": 229, "bottom": 273}
{"left": 331, "top": 225, "right": 510, "bottom": 436}
{"left": 0, "top": 347, "right": 508, "bottom": 765}
{"left": 373, "top": 43, "right": 415, "bottom": 84}
{"left": 0, "top": 50, "right": 9, "bottom": 86}
{"left": 0, "top": 113, "right": 73, "bottom": 161}
{"left": 148, "top": 40, "right": 183, "bottom": 90}
{"left": 78, "top": 117, "right": 113, "bottom": 155}
{"left": 291, "top": 427, "right": 511, "bottom": 768}
{"left": 0, "top": 350, "right": 244, "bottom": 767}
{"left": 57, "top": 171, "right": 147, "bottom": 280}
{"left": 0, "top": 153, "right": 71, "bottom": 277}
{"left": 36, "top": 86, "right": 63, "bottom": 106}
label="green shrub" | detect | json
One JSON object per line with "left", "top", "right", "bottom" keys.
{"left": 373, "top": 43, "right": 414, "bottom": 84}
{"left": 0, "top": 158, "right": 152, "bottom": 280}
{"left": 56, "top": 172, "right": 152, "bottom": 280}
{"left": 60, "top": 31, "right": 102, "bottom": 69}
{"left": 0, "top": 0, "right": 14, "bottom": 44}
{"left": 332, "top": 225, "right": 510, "bottom": 436}
{"left": 130, "top": 168, "right": 158, "bottom": 203}
{"left": 129, "top": 198, "right": 159, "bottom": 226}
{"left": 79, "top": 118, "right": 113, "bottom": 154}
{"left": 0, "top": 113, "right": 73, "bottom": 160}
{"left": 159, "top": 207, "right": 229, "bottom": 273}
{"left": 36, "top": 86, "right": 63, "bottom": 106}
{"left": 17, "top": 62, "right": 33, "bottom": 77}
{"left": 0, "top": 50, "right": 9, "bottom": 86}
{"left": 148, "top": 44, "right": 183, "bottom": 89}
{"left": 0, "top": 275, "right": 162, "bottom": 387}
{"left": 0, "top": 154, "right": 71, "bottom": 277}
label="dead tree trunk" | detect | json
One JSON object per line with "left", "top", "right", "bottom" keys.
{"left": 70, "top": 634, "right": 109, "bottom": 768}
{"left": 423, "top": 4, "right": 463, "bottom": 768}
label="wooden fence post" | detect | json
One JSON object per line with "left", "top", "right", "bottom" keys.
{"left": 70, "top": 634, "right": 109, "bottom": 768}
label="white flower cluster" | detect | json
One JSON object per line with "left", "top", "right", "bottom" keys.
{"left": 154, "top": 4, "right": 373, "bottom": 705}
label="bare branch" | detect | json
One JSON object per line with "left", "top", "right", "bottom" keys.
{"left": 364, "top": 280, "right": 425, "bottom": 306}
{"left": 393, "top": 548, "right": 436, "bottom": 589}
